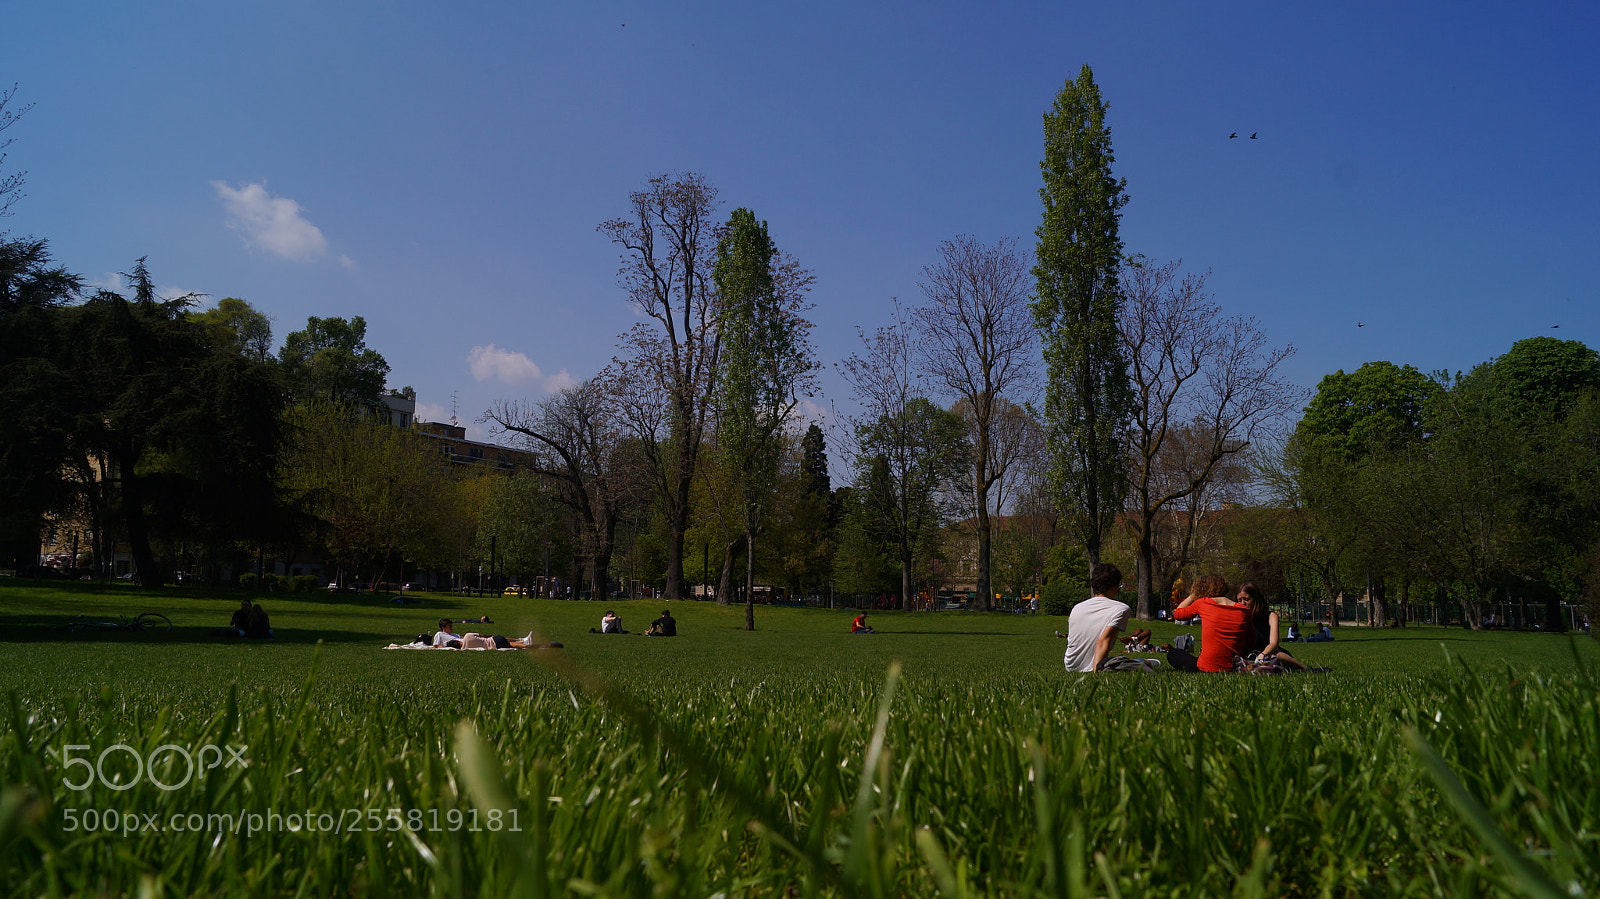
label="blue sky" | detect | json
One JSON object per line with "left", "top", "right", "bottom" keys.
{"left": 8, "top": 1, "right": 1598, "bottom": 448}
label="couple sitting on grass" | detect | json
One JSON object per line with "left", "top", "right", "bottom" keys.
{"left": 212, "top": 599, "right": 272, "bottom": 638}
{"left": 1063, "top": 564, "right": 1310, "bottom": 673}
{"left": 591, "top": 609, "right": 678, "bottom": 636}
{"left": 1173, "top": 576, "right": 1308, "bottom": 673}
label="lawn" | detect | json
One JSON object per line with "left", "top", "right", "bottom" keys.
{"left": 1, "top": 578, "right": 1597, "bottom": 897}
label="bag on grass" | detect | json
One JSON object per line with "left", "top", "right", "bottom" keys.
{"left": 1098, "top": 655, "right": 1157, "bottom": 672}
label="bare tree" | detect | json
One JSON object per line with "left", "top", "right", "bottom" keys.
{"left": 1139, "top": 422, "right": 1253, "bottom": 602}
{"left": 1120, "top": 258, "right": 1305, "bottom": 618}
{"left": 0, "top": 84, "right": 33, "bottom": 220}
{"left": 598, "top": 173, "right": 723, "bottom": 600}
{"left": 840, "top": 305, "right": 970, "bottom": 608}
{"left": 485, "top": 380, "right": 633, "bottom": 599}
{"left": 915, "top": 236, "right": 1037, "bottom": 611}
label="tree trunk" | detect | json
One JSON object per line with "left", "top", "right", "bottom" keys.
{"left": 900, "top": 540, "right": 913, "bottom": 612}
{"left": 976, "top": 506, "right": 993, "bottom": 612}
{"left": 1370, "top": 574, "right": 1388, "bottom": 627}
{"left": 744, "top": 529, "right": 756, "bottom": 631}
{"left": 121, "top": 463, "right": 162, "bottom": 588}
{"left": 1135, "top": 510, "right": 1156, "bottom": 620}
{"left": 717, "top": 534, "right": 745, "bottom": 606}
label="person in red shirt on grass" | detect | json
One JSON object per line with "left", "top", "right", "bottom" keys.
{"left": 1171, "top": 574, "right": 1252, "bottom": 672}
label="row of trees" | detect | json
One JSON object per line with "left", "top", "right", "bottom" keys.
{"left": 1268, "top": 338, "right": 1600, "bottom": 630}
{"left": 9, "top": 73, "right": 1592, "bottom": 631}
{"left": 0, "top": 230, "right": 525, "bottom": 587}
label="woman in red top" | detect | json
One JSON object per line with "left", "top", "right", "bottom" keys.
{"left": 1171, "top": 574, "right": 1251, "bottom": 672}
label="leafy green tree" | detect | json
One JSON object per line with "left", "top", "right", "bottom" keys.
{"left": 830, "top": 487, "right": 897, "bottom": 598}
{"left": 1461, "top": 337, "right": 1600, "bottom": 629}
{"left": 853, "top": 399, "right": 969, "bottom": 608}
{"left": 712, "top": 207, "right": 816, "bottom": 629}
{"left": 1295, "top": 361, "right": 1438, "bottom": 470}
{"left": 1287, "top": 361, "right": 1441, "bottom": 617}
{"left": 279, "top": 315, "right": 389, "bottom": 408}
{"left": 0, "top": 236, "right": 81, "bottom": 566}
{"left": 474, "top": 472, "right": 563, "bottom": 584}
{"left": 785, "top": 423, "right": 838, "bottom": 595}
{"left": 188, "top": 297, "right": 273, "bottom": 361}
{"left": 1031, "top": 64, "right": 1133, "bottom": 577}
{"left": 282, "top": 400, "right": 462, "bottom": 586}
{"left": 56, "top": 260, "right": 283, "bottom": 586}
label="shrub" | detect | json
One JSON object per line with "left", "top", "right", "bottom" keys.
{"left": 1040, "top": 579, "right": 1078, "bottom": 616}
{"left": 238, "top": 572, "right": 259, "bottom": 590}
{"left": 260, "top": 573, "right": 281, "bottom": 592}
{"left": 290, "top": 575, "right": 319, "bottom": 593}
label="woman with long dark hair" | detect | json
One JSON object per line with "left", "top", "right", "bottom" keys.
{"left": 1238, "top": 583, "right": 1308, "bottom": 671}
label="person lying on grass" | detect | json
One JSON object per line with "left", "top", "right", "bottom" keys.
{"left": 1171, "top": 574, "right": 1251, "bottom": 672}
{"left": 432, "top": 618, "right": 537, "bottom": 649}
{"left": 1238, "top": 583, "right": 1309, "bottom": 672}
{"left": 1120, "top": 627, "right": 1154, "bottom": 651}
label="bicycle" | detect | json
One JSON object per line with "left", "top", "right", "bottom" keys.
{"left": 46, "top": 612, "right": 172, "bottom": 634}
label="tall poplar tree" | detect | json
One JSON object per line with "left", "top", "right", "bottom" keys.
{"left": 1031, "top": 64, "right": 1133, "bottom": 576}
{"left": 712, "top": 207, "right": 815, "bottom": 630}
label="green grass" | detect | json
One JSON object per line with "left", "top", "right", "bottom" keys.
{"left": 1, "top": 579, "right": 1597, "bottom": 897}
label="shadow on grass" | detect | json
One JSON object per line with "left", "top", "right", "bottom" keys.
{"left": 0, "top": 618, "right": 383, "bottom": 645}
{"left": 854, "top": 630, "right": 1029, "bottom": 637}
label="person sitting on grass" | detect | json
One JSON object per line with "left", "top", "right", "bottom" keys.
{"left": 644, "top": 609, "right": 677, "bottom": 637}
{"left": 244, "top": 602, "right": 272, "bottom": 638}
{"left": 1304, "top": 624, "right": 1334, "bottom": 642}
{"left": 594, "top": 610, "right": 627, "bottom": 634}
{"left": 1171, "top": 575, "right": 1251, "bottom": 672}
{"left": 212, "top": 600, "right": 255, "bottom": 637}
{"left": 1063, "top": 563, "right": 1157, "bottom": 672}
{"left": 851, "top": 613, "right": 875, "bottom": 634}
{"left": 1238, "top": 583, "right": 1309, "bottom": 672}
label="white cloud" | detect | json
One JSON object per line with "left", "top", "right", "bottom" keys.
{"left": 415, "top": 402, "right": 453, "bottom": 424}
{"left": 212, "top": 181, "right": 336, "bottom": 263}
{"left": 792, "top": 398, "right": 830, "bottom": 427}
{"left": 467, "top": 344, "right": 574, "bottom": 393}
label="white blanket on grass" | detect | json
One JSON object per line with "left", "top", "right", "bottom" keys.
{"left": 383, "top": 643, "right": 519, "bottom": 651}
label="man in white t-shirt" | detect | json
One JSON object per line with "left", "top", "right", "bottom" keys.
{"left": 433, "top": 619, "right": 463, "bottom": 648}
{"left": 1063, "top": 563, "right": 1133, "bottom": 673}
